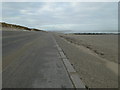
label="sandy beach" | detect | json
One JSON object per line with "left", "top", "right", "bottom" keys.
{"left": 54, "top": 34, "right": 118, "bottom": 88}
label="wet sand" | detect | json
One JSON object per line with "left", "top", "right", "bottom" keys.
{"left": 54, "top": 34, "right": 118, "bottom": 88}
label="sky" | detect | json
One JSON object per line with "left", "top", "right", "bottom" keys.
{"left": 1, "top": 2, "right": 118, "bottom": 33}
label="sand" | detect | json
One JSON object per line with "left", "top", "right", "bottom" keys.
{"left": 54, "top": 34, "right": 118, "bottom": 88}
{"left": 60, "top": 34, "right": 118, "bottom": 63}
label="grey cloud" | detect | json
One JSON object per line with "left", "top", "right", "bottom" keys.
{"left": 2, "top": 2, "right": 118, "bottom": 32}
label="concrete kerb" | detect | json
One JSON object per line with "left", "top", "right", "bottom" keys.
{"left": 53, "top": 36, "right": 86, "bottom": 89}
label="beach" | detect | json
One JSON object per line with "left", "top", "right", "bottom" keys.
{"left": 54, "top": 34, "right": 118, "bottom": 88}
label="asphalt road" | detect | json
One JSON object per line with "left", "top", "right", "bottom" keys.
{"left": 2, "top": 31, "right": 74, "bottom": 88}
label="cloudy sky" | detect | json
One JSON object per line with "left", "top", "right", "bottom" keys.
{"left": 2, "top": 2, "right": 118, "bottom": 33}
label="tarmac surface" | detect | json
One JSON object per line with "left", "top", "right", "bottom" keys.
{"left": 2, "top": 31, "right": 74, "bottom": 88}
